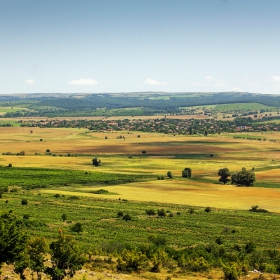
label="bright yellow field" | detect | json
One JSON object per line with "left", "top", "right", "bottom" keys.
{"left": 1, "top": 127, "right": 280, "bottom": 212}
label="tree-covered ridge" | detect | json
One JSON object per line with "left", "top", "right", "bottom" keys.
{"left": 2, "top": 92, "right": 280, "bottom": 117}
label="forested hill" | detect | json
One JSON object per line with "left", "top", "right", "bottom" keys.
{"left": 1, "top": 92, "right": 280, "bottom": 117}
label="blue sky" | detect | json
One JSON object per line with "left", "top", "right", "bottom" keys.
{"left": 0, "top": 0, "right": 280, "bottom": 94}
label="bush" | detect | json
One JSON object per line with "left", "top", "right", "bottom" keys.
{"left": 146, "top": 209, "right": 156, "bottom": 216}
{"left": 205, "top": 206, "right": 211, "bottom": 213}
{"left": 117, "top": 211, "right": 124, "bottom": 218}
{"left": 122, "top": 214, "right": 132, "bottom": 221}
{"left": 21, "top": 199, "right": 28, "bottom": 205}
{"left": 249, "top": 205, "right": 269, "bottom": 213}
{"left": 71, "top": 222, "right": 83, "bottom": 233}
{"left": 158, "top": 209, "right": 166, "bottom": 217}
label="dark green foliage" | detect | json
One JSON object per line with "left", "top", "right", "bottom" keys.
{"left": 117, "top": 211, "right": 124, "bottom": 218}
{"left": 21, "top": 199, "right": 28, "bottom": 205}
{"left": 218, "top": 168, "right": 231, "bottom": 184}
{"left": 116, "top": 249, "right": 148, "bottom": 272}
{"left": 61, "top": 213, "right": 67, "bottom": 222}
{"left": 54, "top": 194, "right": 61, "bottom": 198}
{"left": 205, "top": 206, "right": 211, "bottom": 213}
{"left": 221, "top": 261, "right": 240, "bottom": 280}
{"left": 27, "top": 237, "right": 48, "bottom": 280}
{"left": 189, "top": 208, "right": 195, "bottom": 214}
{"left": 46, "top": 230, "right": 86, "bottom": 280}
{"left": 182, "top": 168, "right": 191, "bottom": 178}
{"left": 245, "top": 241, "right": 256, "bottom": 254}
{"left": 122, "top": 214, "right": 132, "bottom": 221}
{"left": 231, "top": 167, "right": 256, "bottom": 186}
{"left": 71, "top": 222, "right": 83, "bottom": 233}
{"left": 0, "top": 212, "right": 28, "bottom": 267}
{"left": 92, "top": 157, "right": 101, "bottom": 167}
{"left": 249, "top": 205, "right": 269, "bottom": 213}
{"left": 91, "top": 189, "right": 109, "bottom": 194}
{"left": 146, "top": 209, "right": 156, "bottom": 216}
{"left": 68, "top": 196, "right": 80, "bottom": 200}
{"left": 148, "top": 234, "right": 167, "bottom": 246}
{"left": 157, "top": 209, "right": 166, "bottom": 217}
{"left": 167, "top": 171, "right": 173, "bottom": 178}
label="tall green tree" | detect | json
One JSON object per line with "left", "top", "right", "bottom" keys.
{"left": 0, "top": 212, "right": 28, "bottom": 268}
{"left": 45, "top": 229, "right": 86, "bottom": 280}
{"left": 218, "top": 168, "right": 231, "bottom": 184}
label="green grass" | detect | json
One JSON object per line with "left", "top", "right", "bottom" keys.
{"left": 0, "top": 166, "right": 152, "bottom": 189}
{"left": 1, "top": 191, "right": 280, "bottom": 251}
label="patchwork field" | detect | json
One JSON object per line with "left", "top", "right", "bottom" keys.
{"left": 1, "top": 126, "right": 280, "bottom": 212}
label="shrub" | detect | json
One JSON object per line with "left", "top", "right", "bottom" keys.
{"left": 205, "top": 206, "right": 211, "bottom": 213}
{"left": 189, "top": 208, "right": 195, "bottom": 214}
{"left": 146, "top": 209, "right": 156, "bottom": 216}
{"left": 61, "top": 213, "right": 67, "bottom": 222}
{"left": 117, "top": 211, "right": 124, "bottom": 218}
{"left": 249, "top": 205, "right": 269, "bottom": 213}
{"left": 71, "top": 222, "right": 83, "bottom": 233}
{"left": 54, "top": 194, "right": 61, "bottom": 198}
{"left": 157, "top": 209, "right": 166, "bottom": 217}
{"left": 21, "top": 199, "right": 28, "bottom": 205}
{"left": 122, "top": 214, "right": 132, "bottom": 221}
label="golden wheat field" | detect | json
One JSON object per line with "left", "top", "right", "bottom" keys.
{"left": 1, "top": 126, "right": 280, "bottom": 212}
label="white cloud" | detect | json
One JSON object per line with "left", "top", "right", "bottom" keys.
{"left": 272, "top": 76, "right": 280, "bottom": 82}
{"left": 67, "top": 79, "right": 98, "bottom": 86}
{"left": 204, "top": 76, "right": 213, "bottom": 82}
{"left": 144, "top": 78, "right": 167, "bottom": 86}
{"left": 26, "top": 79, "right": 34, "bottom": 84}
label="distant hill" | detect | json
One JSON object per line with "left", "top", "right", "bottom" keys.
{"left": 1, "top": 92, "right": 280, "bottom": 117}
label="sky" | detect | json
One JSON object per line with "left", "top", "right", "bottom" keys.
{"left": 0, "top": 0, "right": 280, "bottom": 95}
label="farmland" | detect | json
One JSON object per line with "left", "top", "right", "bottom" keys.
{"left": 1, "top": 126, "right": 280, "bottom": 278}
{"left": 1, "top": 95, "right": 280, "bottom": 279}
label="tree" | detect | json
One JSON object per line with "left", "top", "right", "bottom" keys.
{"left": 167, "top": 171, "right": 173, "bottom": 178}
{"left": 46, "top": 229, "right": 86, "bottom": 280}
{"left": 27, "top": 237, "right": 49, "bottom": 280}
{"left": 0, "top": 212, "right": 28, "bottom": 269}
{"left": 92, "top": 157, "right": 101, "bottom": 167}
{"left": 231, "top": 167, "right": 255, "bottom": 186}
{"left": 218, "top": 168, "right": 231, "bottom": 184}
{"left": 182, "top": 168, "right": 191, "bottom": 178}
{"left": 61, "top": 213, "right": 67, "bottom": 222}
